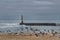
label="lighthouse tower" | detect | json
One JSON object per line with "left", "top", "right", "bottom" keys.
{"left": 20, "top": 15, "right": 23, "bottom": 25}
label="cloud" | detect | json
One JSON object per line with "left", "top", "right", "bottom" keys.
{"left": 0, "top": 0, "right": 60, "bottom": 20}
{"left": 33, "top": 1, "right": 54, "bottom": 5}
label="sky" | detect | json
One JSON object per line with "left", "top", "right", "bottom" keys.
{"left": 0, "top": 0, "right": 60, "bottom": 20}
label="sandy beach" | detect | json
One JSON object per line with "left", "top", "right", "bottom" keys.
{"left": 0, "top": 34, "right": 60, "bottom": 40}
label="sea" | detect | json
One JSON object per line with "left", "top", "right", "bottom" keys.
{"left": 0, "top": 20, "right": 60, "bottom": 34}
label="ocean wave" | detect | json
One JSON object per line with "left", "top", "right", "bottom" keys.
{"left": 0, "top": 23, "right": 20, "bottom": 28}
{"left": 0, "top": 22, "right": 60, "bottom": 33}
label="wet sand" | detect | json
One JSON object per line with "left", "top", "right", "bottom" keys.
{"left": 0, "top": 34, "right": 60, "bottom": 40}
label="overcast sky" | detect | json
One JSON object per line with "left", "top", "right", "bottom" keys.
{"left": 0, "top": 0, "right": 60, "bottom": 20}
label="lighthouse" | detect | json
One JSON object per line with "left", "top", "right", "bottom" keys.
{"left": 20, "top": 15, "right": 23, "bottom": 25}
{"left": 19, "top": 15, "right": 56, "bottom": 26}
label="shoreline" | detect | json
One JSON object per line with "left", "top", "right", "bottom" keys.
{"left": 0, "top": 34, "right": 60, "bottom": 40}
